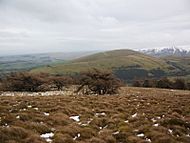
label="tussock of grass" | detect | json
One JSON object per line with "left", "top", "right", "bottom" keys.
{"left": 0, "top": 87, "right": 190, "bottom": 143}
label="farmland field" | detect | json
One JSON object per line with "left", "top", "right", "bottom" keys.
{"left": 0, "top": 87, "right": 190, "bottom": 143}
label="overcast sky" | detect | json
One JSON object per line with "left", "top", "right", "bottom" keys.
{"left": 0, "top": 0, "right": 190, "bottom": 55}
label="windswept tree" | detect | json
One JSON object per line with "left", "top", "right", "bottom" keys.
{"left": 132, "top": 80, "right": 142, "bottom": 87}
{"left": 77, "top": 69, "right": 123, "bottom": 95}
{"left": 1, "top": 72, "right": 49, "bottom": 92}
{"left": 50, "top": 76, "right": 73, "bottom": 90}
{"left": 173, "top": 79, "right": 186, "bottom": 90}
{"left": 156, "top": 78, "right": 172, "bottom": 89}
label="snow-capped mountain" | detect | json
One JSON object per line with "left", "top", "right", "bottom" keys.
{"left": 141, "top": 46, "right": 190, "bottom": 57}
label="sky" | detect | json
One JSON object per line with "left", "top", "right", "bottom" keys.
{"left": 0, "top": 0, "right": 190, "bottom": 55}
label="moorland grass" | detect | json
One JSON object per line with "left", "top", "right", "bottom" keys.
{"left": 0, "top": 87, "right": 190, "bottom": 143}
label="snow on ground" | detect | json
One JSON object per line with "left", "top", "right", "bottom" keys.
{"left": 0, "top": 91, "right": 74, "bottom": 96}
{"left": 146, "top": 138, "right": 152, "bottom": 142}
{"left": 78, "top": 119, "right": 93, "bottom": 126}
{"left": 70, "top": 115, "right": 80, "bottom": 122}
{"left": 112, "top": 131, "right": 120, "bottom": 135}
{"left": 34, "top": 107, "right": 38, "bottom": 110}
{"left": 73, "top": 133, "right": 80, "bottom": 140}
{"left": 151, "top": 118, "right": 157, "bottom": 123}
{"left": 124, "top": 120, "right": 129, "bottom": 123}
{"left": 40, "top": 132, "right": 54, "bottom": 143}
{"left": 132, "top": 113, "right": 137, "bottom": 118}
{"left": 153, "top": 123, "right": 159, "bottom": 127}
{"left": 16, "top": 115, "right": 20, "bottom": 119}
{"left": 137, "top": 133, "right": 145, "bottom": 137}
{"left": 168, "top": 129, "right": 173, "bottom": 134}
{"left": 95, "top": 112, "right": 106, "bottom": 117}
{"left": 44, "top": 112, "right": 50, "bottom": 116}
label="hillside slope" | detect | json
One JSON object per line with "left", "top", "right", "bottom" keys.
{"left": 31, "top": 49, "right": 173, "bottom": 80}
{"left": 161, "top": 56, "right": 190, "bottom": 77}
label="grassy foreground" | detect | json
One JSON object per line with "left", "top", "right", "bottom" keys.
{"left": 0, "top": 87, "right": 190, "bottom": 143}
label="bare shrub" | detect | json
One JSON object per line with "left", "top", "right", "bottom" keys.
{"left": 1, "top": 72, "right": 49, "bottom": 92}
{"left": 156, "top": 78, "right": 173, "bottom": 89}
{"left": 0, "top": 72, "right": 75, "bottom": 92}
{"left": 132, "top": 80, "right": 142, "bottom": 87}
{"left": 49, "top": 76, "right": 73, "bottom": 91}
{"left": 173, "top": 79, "right": 187, "bottom": 90}
{"left": 77, "top": 69, "right": 123, "bottom": 95}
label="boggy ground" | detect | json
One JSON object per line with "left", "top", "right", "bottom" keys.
{"left": 0, "top": 87, "right": 190, "bottom": 143}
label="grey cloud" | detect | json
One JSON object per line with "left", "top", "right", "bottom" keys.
{"left": 0, "top": 0, "right": 190, "bottom": 55}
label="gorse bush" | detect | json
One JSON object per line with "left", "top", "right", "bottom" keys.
{"left": 77, "top": 69, "right": 123, "bottom": 95}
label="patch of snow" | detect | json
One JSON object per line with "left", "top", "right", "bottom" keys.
{"left": 156, "top": 116, "right": 161, "bottom": 119}
{"left": 132, "top": 113, "right": 137, "bottom": 118}
{"left": 168, "top": 129, "right": 173, "bottom": 134}
{"left": 95, "top": 112, "right": 106, "bottom": 117}
{"left": 45, "top": 139, "right": 52, "bottom": 143}
{"left": 3, "top": 123, "right": 10, "bottom": 128}
{"left": 124, "top": 120, "right": 129, "bottom": 123}
{"left": 34, "top": 107, "right": 38, "bottom": 110}
{"left": 153, "top": 123, "right": 159, "bottom": 127}
{"left": 112, "top": 131, "right": 120, "bottom": 135}
{"left": 79, "top": 118, "right": 93, "bottom": 126}
{"left": 70, "top": 115, "right": 80, "bottom": 122}
{"left": 40, "top": 132, "right": 54, "bottom": 143}
{"left": 146, "top": 138, "right": 151, "bottom": 142}
{"left": 151, "top": 118, "right": 157, "bottom": 123}
{"left": 73, "top": 133, "right": 80, "bottom": 140}
{"left": 137, "top": 133, "right": 145, "bottom": 137}
{"left": 103, "top": 125, "right": 108, "bottom": 129}
{"left": 44, "top": 112, "right": 50, "bottom": 116}
{"left": 186, "top": 134, "right": 190, "bottom": 137}
{"left": 16, "top": 115, "right": 20, "bottom": 119}
{"left": 27, "top": 105, "right": 32, "bottom": 108}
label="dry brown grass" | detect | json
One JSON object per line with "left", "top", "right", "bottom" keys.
{"left": 0, "top": 87, "right": 190, "bottom": 143}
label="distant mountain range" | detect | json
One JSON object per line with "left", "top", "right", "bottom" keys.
{"left": 140, "top": 46, "right": 190, "bottom": 57}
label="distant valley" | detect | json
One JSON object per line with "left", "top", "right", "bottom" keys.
{"left": 0, "top": 51, "right": 97, "bottom": 75}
